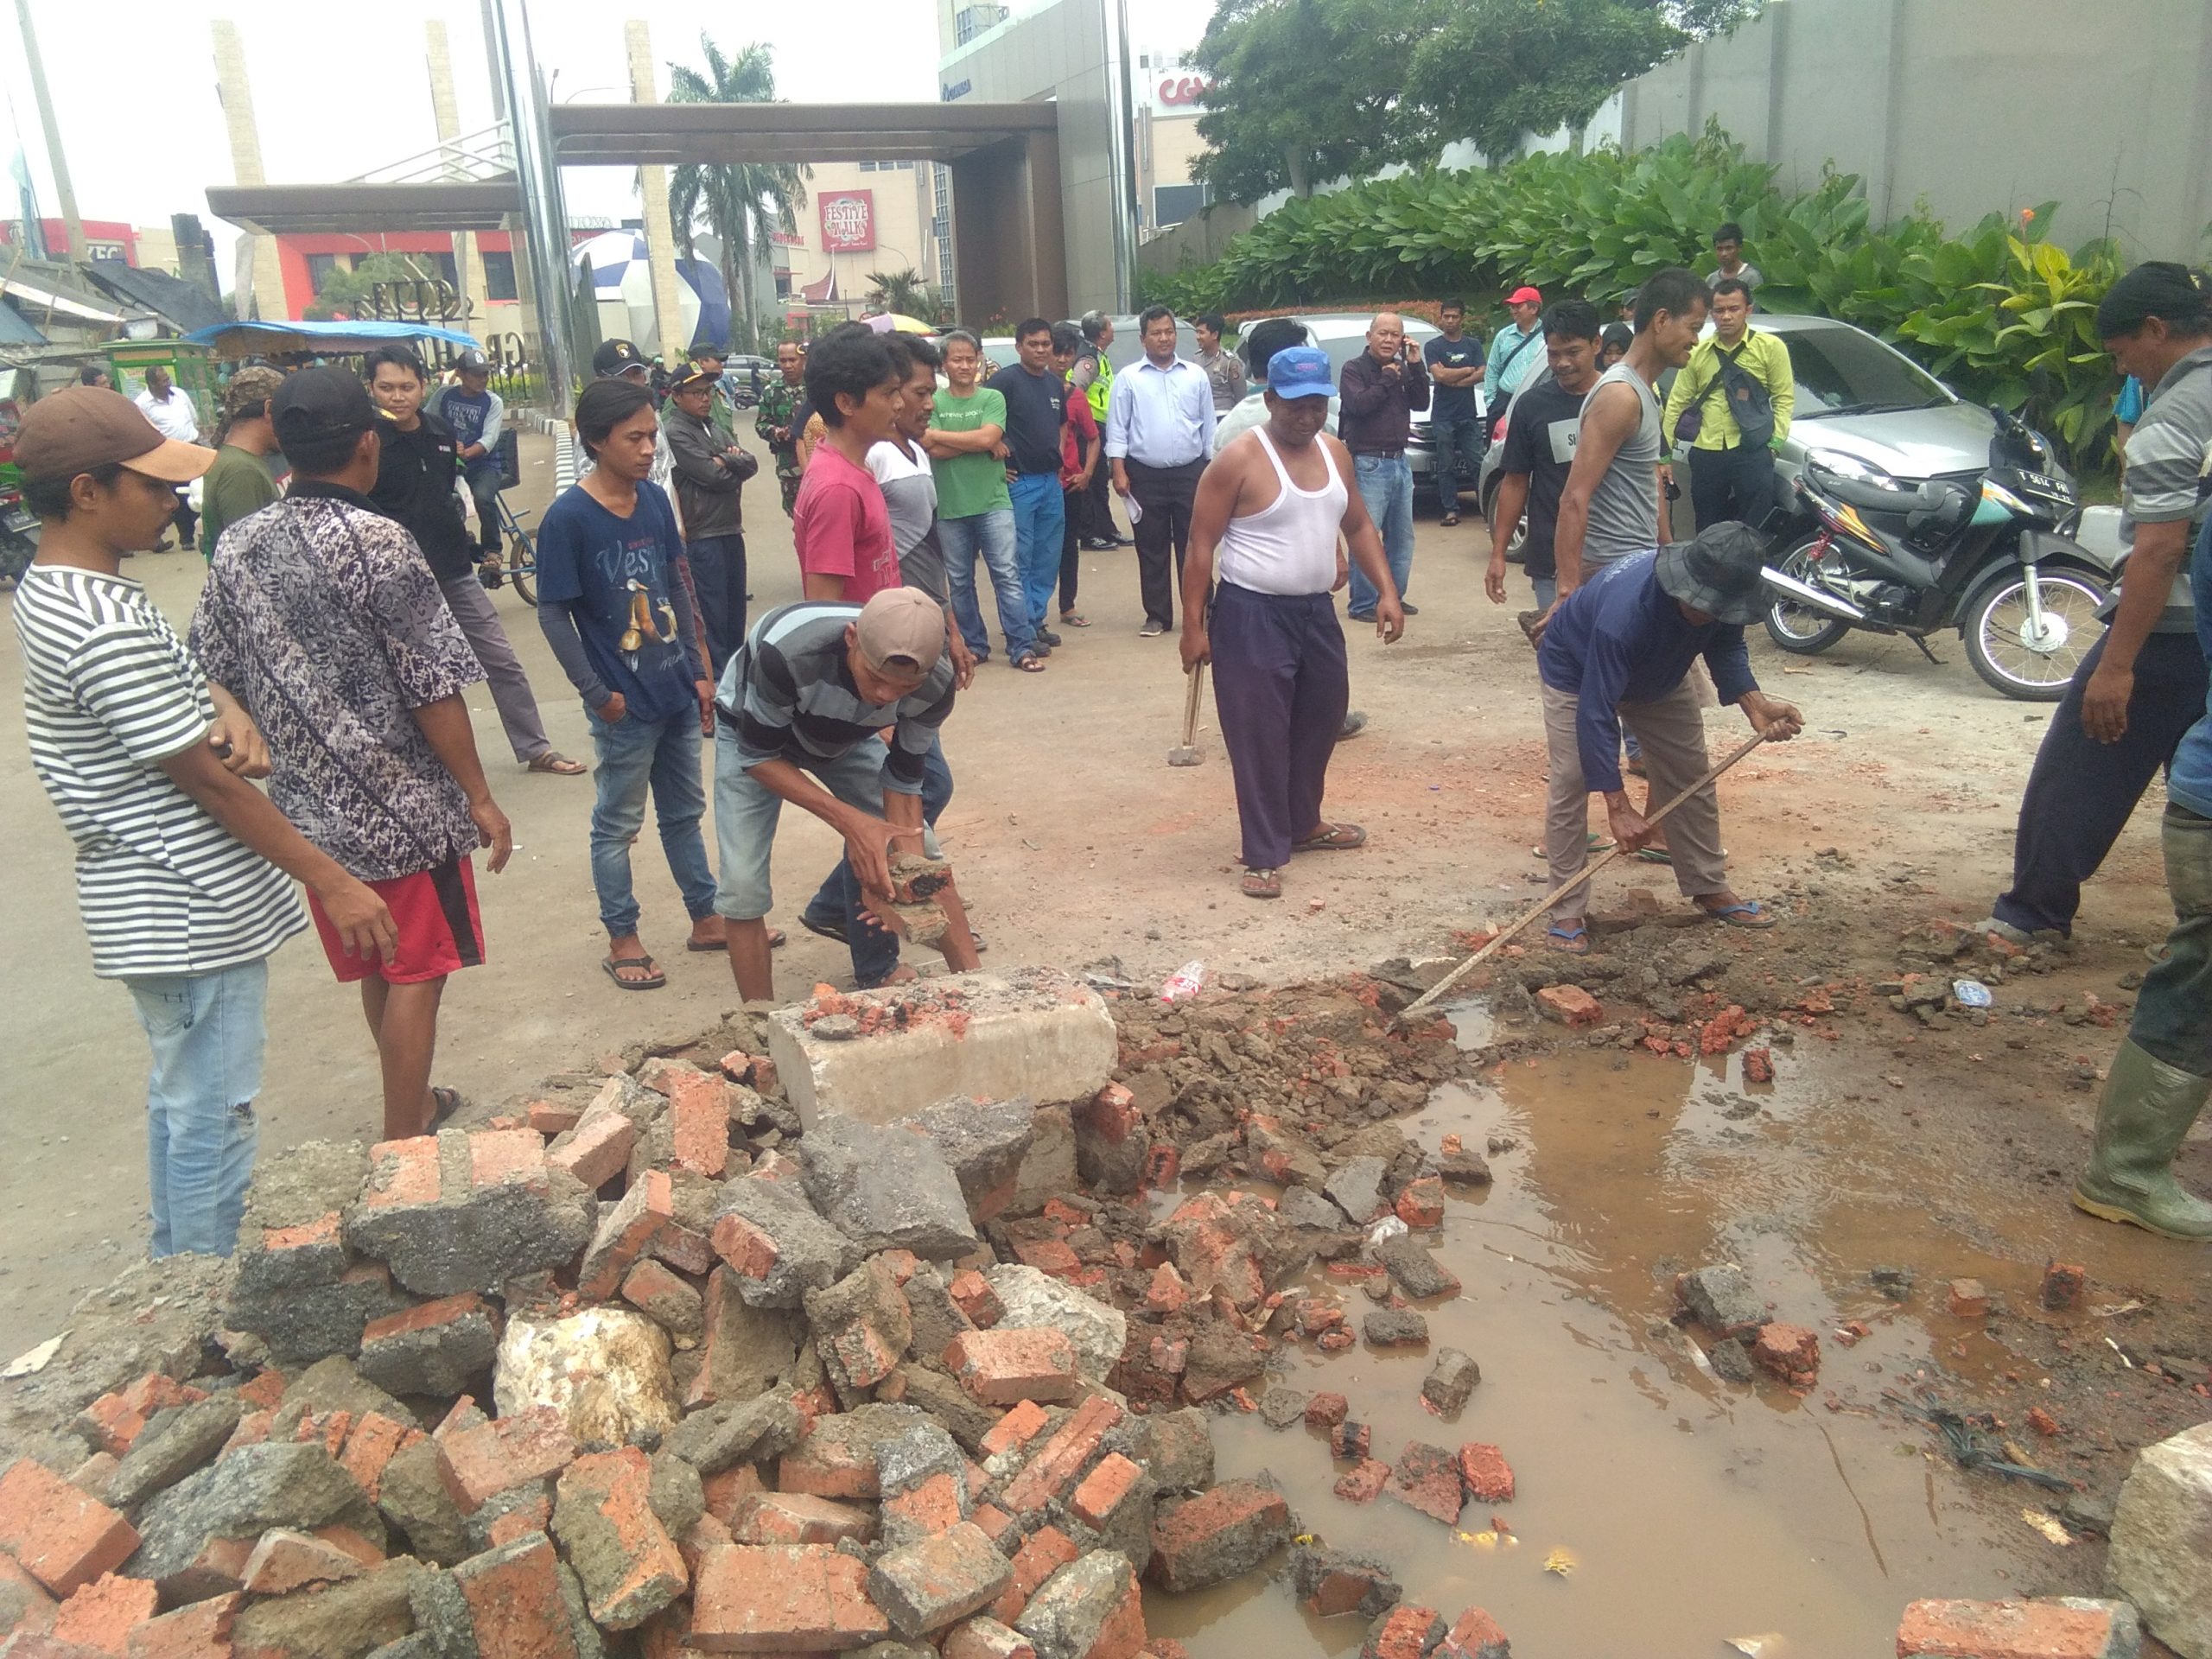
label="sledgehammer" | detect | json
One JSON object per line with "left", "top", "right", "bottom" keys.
{"left": 1398, "top": 730, "right": 1771, "bottom": 1023}
{"left": 1168, "top": 663, "right": 1206, "bottom": 766}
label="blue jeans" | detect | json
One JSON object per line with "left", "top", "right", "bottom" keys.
{"left": 1349, "top": 454, "right": 1413, "bottom": 616}
{"left": 1008, "top": 473, "right": 1068, "bottom": 632}
{"left": 1428, "top": 414, "right": 1483, "bottom": 513}
{"left": 803, "top": 735, "right": 957, "bottom": 986}
{"left": 126, "top": 957, "right": 268, "bottom": 1257}
{"left": 940, "top": 508, "right": 1033, "bottom": 660}
{"left": 588, "top": 706, "right": 717, "bottom": 938}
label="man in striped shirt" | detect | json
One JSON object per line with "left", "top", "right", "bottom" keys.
{"left": 712, "top": 590, "right": 982, "bottom": 1001}
{"left": 10, "top": 388, "right": 397, "bottom": 1258}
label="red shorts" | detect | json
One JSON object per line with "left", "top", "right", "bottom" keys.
{"left": 310, "top": 857, "right": 485, "bottom": 984}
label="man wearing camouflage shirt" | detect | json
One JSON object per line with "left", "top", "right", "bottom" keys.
{"left": 756, "top": 340, "right": 807, "bottom": 517}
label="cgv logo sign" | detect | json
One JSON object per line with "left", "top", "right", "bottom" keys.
{"left": 1155, "top": 74, "right": 1212, "bottom": 105}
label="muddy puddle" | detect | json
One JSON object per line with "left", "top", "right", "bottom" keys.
{"left": 1141, "top": 1000, "right": 2165, "bottom": 1657}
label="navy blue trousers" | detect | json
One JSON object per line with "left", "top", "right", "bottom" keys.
{"left": 1209, "top": 583, "right": 1350, "bottom": 871}
{"left": 1993, "top": 631, "right": 2209, "bottom": 936}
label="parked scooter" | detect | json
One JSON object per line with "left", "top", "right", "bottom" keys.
{"left": 1761, "top": 405, "right": 2115, "bottom": 700}
{"left": 0, "top": 480, "right": 37, "bottom": 587}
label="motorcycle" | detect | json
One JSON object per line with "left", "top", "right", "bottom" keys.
{"left": 0, "top": 482, "right": 37, "bottom": 587}
{"left": 1760, "top": 405, "right": 2114, "bottom": 701}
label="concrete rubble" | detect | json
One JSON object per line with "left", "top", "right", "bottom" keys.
{"left": 0, "top": 974, "right": 1535, "bottom": 1659}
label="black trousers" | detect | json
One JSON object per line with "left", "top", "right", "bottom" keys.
{"left": 1077, "top": 456, "right": 1118, "bottom": 541}
{"left": 171, "top": 487, "right": 199, "bottom": 548}
{"left": 1127, "top": 458, "right": 1205, "bottom": 628}
{"left": 1688, "top": 442, "right": 1775, "bottom": 531}
{"left": 1993, "top": 631, "right": 2211, "bottom": 936}
{"left": 1059, "top": 488, "right": 1082, "bottom": 615}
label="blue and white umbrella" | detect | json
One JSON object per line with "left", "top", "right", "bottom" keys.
{"left": 571, "top": 230, "right": 734, "bottom": 353}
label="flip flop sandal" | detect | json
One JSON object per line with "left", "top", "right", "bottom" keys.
{"left": 1531, "top": 833, "right": 1615, "bottom": 857}
{"left": 1440, "top": 512, "right": 1460, "bottom": 527}
{"left": 529, "top": 752, "right": 588, "bottom": 775}
{"left": 602, "top": 953, "right": 667, "bottom": 990}
{"left": 1241, "top": 868, "right": 1283, "bottom": 899}
{"left": 799, "top": 913, "right": 849, "bottom": 945}
{"left": 1292, "top": 823, "right": 1367, "bottom": 853}
{"left": 1012, "top": 653, "right": 1047, "bottom": 672}
{"left": 1700, "top": 899, "right": 1777, "bottom": 929}
{"left": 1544, "top": 922, "right": 1591, "bottom": 956}
{"left": 429, "top": 1086, "right": 466, "bottom": 1129}
{"left": 1635, "top": 847, "right": 1674, "bottom": 865}
{"left": 1060, "top": 612, "right": 1091, "bottom": 627}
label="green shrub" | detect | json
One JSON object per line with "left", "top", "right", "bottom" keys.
{"left": 1174, "top": 131, "right": 2132, "bottom": 469}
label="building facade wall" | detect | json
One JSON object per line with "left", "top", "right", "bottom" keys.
{"left": 777, "top": 160, "right": 938, "bottom": 318}
{"left": 938, "top": 0, "right": 1123, "bottom": 318}
{"left": 1615, "top": 0, "right": 2212, "bottom": 261}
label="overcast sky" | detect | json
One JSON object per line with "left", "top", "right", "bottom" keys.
{"left": 1, "top": 0, "right": 1207, "bottom": 275}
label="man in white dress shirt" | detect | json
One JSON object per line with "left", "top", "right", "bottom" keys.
{"left": 1106, "top": 305, "right": 1217, "bottom": 636}
{"left": 134, "top": 365, "right": 202, "bottom": 550}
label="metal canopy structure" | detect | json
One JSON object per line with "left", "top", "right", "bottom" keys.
{"left": 544, "top": 100, "right": 1059, "bottom": 168}
{"left": 206, "top": 180, "right": 524, "bottom": 238}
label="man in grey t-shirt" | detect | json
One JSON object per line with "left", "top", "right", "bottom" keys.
{"left": 1549, "top": 268, "right": 1711, "bottom": 607}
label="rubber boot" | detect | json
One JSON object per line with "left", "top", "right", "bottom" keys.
{"left": 2071, "top": 1039, "right": 2212, "bottom": 1240}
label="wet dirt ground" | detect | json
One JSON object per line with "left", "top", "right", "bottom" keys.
{"left": 1131, "top": 971, "right": 2211, "bottom": 1657}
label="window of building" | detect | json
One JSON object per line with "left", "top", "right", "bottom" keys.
{"left": 305, "top": 253, "right": 346, "bottom": 296}
{"left": 429, "top": 252, "right": 460, "bottom": 291}
{"left": 1153, "top": 184, "right": 1205, "bottom": 229}
{"left": 480, "top": 251, "right": 518, "bottom": 302}
{"left": 931, "top": 164, "right": 955, "bottom": 296}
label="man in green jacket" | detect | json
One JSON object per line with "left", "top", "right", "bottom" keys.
{"left": 755, "top": 340, "right": 807, "bottom": 517}
{"left": 1661, "top": 276, "right": 1794, "bottom": 530}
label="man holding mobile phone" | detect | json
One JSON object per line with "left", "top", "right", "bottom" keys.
{"left": 1337, "top": 312, "right": 1430, "bottom": 624}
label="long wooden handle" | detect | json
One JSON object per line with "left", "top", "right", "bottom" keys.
{"left": 1180, "top": 663, "right": 1205, "bottom": 747}
{"left": 1398, "top": 730, "right": 1770, "bottom": 1021}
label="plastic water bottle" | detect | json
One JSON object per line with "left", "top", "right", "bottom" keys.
{"left": 1160, "top": 961, "right": 1206, "bottom": 1003}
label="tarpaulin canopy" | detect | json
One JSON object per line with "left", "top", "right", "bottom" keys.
{"left": 181, "top": 318, "right": 482, "bottom": 360}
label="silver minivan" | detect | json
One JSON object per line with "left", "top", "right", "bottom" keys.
{"left": 1478, "top": 312, "right": 2070, "bottom": 544}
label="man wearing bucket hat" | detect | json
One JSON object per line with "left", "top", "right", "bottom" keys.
{"left": 1534, "top": 523, "right": 1802, "bottom": 954}
{"left": 10, "top": 385, "right": 395, "bottom": 1255}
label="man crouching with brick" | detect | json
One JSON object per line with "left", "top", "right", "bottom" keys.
{"left": 714, "top": 589, "right": 982, "bottom": 1000}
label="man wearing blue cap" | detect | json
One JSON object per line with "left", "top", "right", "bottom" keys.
{"left": 1179, "top": 346, "right": 1405, "bottom": 901}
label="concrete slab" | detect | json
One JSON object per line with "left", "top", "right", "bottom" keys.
{"left": 766, "top": 970, "right": 1118, "bottom": 1128}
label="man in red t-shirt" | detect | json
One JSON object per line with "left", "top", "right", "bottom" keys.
{"left": 793, "top": 330, "right": 906, "bottom": 602}
{"left": 1050, "top": 322, "right": 1100, "bottom": 634}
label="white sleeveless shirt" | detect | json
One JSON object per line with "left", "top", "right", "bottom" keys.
{"left": 1217, "top": 429, "right": 1348, "bottom": 596}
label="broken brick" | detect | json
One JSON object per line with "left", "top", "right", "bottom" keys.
{"left": 1384, "top": 1443, "right": 1463, "bottom": 1526}
{"left": 868, "top": 1522, "right": 1012, "bottom": 1638}
{"left": 435, "top": 1408, "right": 580, "bottom": 1514}
{"left": 1363, "top": 1606, "right": 1446, "bottom": 1659}
{"left": 982, "top": 1401, "right": 1052, "bottom": 1459}
{"left": 2039, "top": 1263, "right": 2086, "bottom": 1313}
{"left": 548, "top": 1113, "right": 637, "bottom": 1191}
{"left": 239, "top": 1530, "right": 364, "bottom": 1598}
{"left": 1437, "top": 1607, "right": 1511, "bottom": 1659}
{"left": 1001, "top": 1396, "right": 1122, "bottom": 1518}
{"left": 51, "top": 1574, "right": 157, "bottom": 1656}
{"left": 1751, "top": 1323, "right": 1821, "bottom": 1388}
{"left": 1147, "top": 1480, "right": 1294, "bottom": 1592}
{"left": 124, "top": 1592, "right": 239, "bottom": 1659}
{"left": 551, "top": 1446, "right": 689, "bottom": 1630}
{"left": 1455, "top": 1444, "right": 1515, "bottom": 1504}
{"left": 689, "top": 1544, "right": 890, "bottom": 1652}
{"left": 1331, "top": 1421, "right": 1370, "bottom": 1461}
{"left": 945, "top": 1329, "right": 1080, "bottom": 1407}
{"left": 451, "top": 1531, "right": 585, "bottom": 1659}
{"left": 578, "top": 1170, "right": 676, "bottom": 1300}
{"left": 1535, "top": 985, "right": 1602, "bottom": 1027}
{"left": 1895, "top": 1598, "right": 2139, "bottom": 1659}
{"left": 1394, "top": 1178, "right": 1445, "bottom": 1230}
{"left": 949, "top": 1271, "right": 1004, "bottom": 1328}
{"left": 1070, "top": 1454, "right": 1144, "bottom": 1531}
{"left": 667, "top": 1075, "right": 734, "bottom": 1180}
{"left": 991, "top": 1527, "right": 1079, "bottom": 1628}
{"left": 0, "top": 1460, "right": 140, "bottom": 1598}
{"left": 1306, "top": 1393, "right": 1349, "bottom": 1429}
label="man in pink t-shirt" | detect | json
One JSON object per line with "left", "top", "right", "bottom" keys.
{"left": 793, "top": 330, "right": 906, "bottom": 603}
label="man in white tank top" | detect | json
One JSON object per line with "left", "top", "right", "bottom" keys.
{"left": 1179, "top": 347, "right": 1407, "bottom": 901}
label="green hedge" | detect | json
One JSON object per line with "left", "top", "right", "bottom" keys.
{"left": 1141, "top": 131, "right": 2128, "bottom": 469}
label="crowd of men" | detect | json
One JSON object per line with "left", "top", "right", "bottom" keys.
{"left": 13, "top": 224, "right": 2211, "bottom": 1262}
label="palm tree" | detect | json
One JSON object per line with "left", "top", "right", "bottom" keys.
{"left": 667, "top": 36, "right": 808, "bottom": 353}
{"left": 864, "top": 269, "right": 934, "bottom": 319}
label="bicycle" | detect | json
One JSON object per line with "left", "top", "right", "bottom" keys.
{"left": 476, "top": 492, "right": 539, "bottom": 607}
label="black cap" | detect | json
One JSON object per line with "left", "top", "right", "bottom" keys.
{"left": 593, "top": 339, "right": 645, "bottom": 378}
{"left": 2095, "top": 262, "right": 2212, "bottom": 340}
{"left": 454, "top": 348, "right": 490, "bottom": 374}
{"left": 271, "top": 366, "right": 377, "bottom": 450}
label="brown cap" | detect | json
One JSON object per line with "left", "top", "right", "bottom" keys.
{"left": 14, "top": 386, "right": 213, "bottom": 486}
{"left": 854, "top": 588, "right": 945, "bottom": 674}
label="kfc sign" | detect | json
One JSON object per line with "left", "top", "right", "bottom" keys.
{"left": 1156, "top": 74, "right": 1212, "bottom": 105}
{"left": 820, "top": 191, "right": 875, "bottom": 253}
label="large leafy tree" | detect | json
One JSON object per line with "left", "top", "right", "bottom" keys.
{"left": 1408, "top": 0, "right": 1760, "bottom": 162}
{"left": 667, "top": 36, "right": 808, "bottom": 353}
{"left": 1192, "top": 0, "right": 1763, "bottom": 203}
{"left": 1191, "top": 0, "right": 1432, "bottom": 204}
